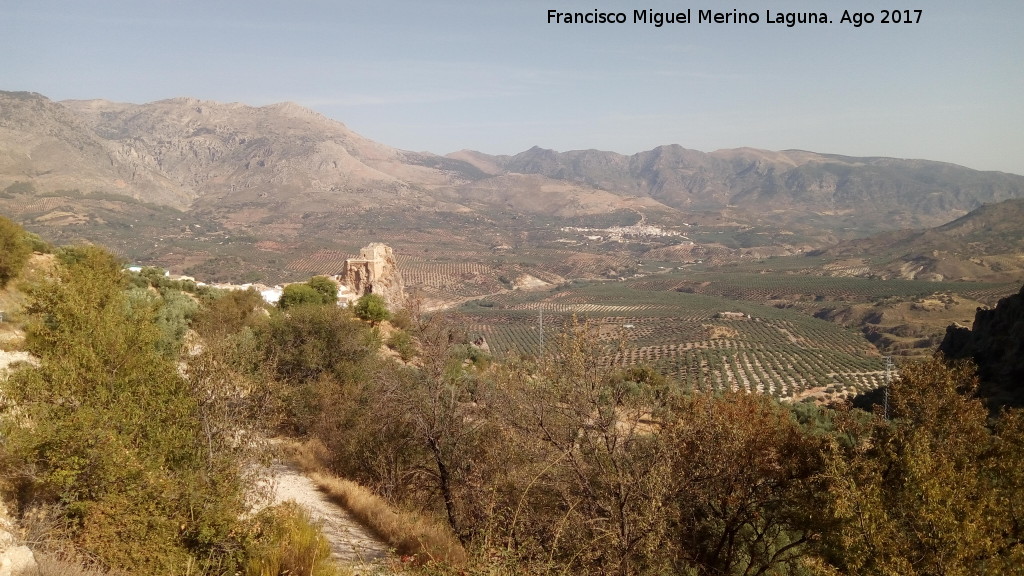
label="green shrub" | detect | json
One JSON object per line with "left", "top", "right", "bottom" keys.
{"left": 307, "top": 276, "right": 339, "bottom": 304}
{"left": 193, "top": 287, "right": 267, "bottom": 340}
{"left": 279, "top": 283, "right": 325, "bottom": 309}
{"left": 154, "top": 287, "right": 199, "bottom": 356}
{"left": 2, "top": 245, "right": 254, "bottom": 574}
{"left": 353, "top": 293, "right": 390, "bottom": 326}
{"left": 24, "top": 231, "right": 51, "bottom": 253}
{"left": 261, "top": 305, "right": 372, "bottom": 384}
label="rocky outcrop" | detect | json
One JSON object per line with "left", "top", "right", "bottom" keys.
{"left": 939, "top": 283, "right": 1024, "bottom": 406}
{"left": 338, "top": 243, "right": 406, "bottom": 311}
{"left": 0, "top": 502, "right": 35, "bottom": 576}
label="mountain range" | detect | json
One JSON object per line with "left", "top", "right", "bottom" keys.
{"left": 3, "top": 89, "right": 1024, "bottom": 284}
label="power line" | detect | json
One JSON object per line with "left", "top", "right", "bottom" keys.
{"left": 884, "top": 355, "right": 893, "bottom": 420}
{"left": 538, "top": 305, "right": 544, "bottom": 356}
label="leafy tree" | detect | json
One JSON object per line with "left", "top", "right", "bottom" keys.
{"left": 353, "top": 293, "right": 390, "bottom": 326}
{"left": 663, "top": 392, "right": 828, "bottom": 576}
{"left": 278, "top": 283, "right": 325, "bottom": 309}
{"left": 306, "top": 275, "right": 338, "bottom": 304}
{"left": 279, "top": 277, "right": 340, "bottom": 309}
{"left": 0, "top": 214, "right": 31, "bottom": 287}
{"left": 818, "top": 356, "right": 1023, "bottom": 575}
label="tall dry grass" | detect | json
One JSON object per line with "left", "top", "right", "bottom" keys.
{"left": 278, "top": 439, "right": 466, "bottom": 565}
{"left": 246, "top": 501, "right": 350, "bottom": 576}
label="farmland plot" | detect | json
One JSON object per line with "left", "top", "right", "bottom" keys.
{"left": 461, "top": 283, "right": 887, "bottom": 401}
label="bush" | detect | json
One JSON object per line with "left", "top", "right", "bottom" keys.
{"left": 261, "top": 305, "right": 373, "bottom": 384}
{"left": 279, "top": 278, "right": 339, "bottom": 309}
{"left": 307, "top": 276, "right": 339, "bottom": 304}
{"left": 193, "top": 287, "right": 267, "bottom": 340}
{"left": 390, "top": 307, "right": 415, "bottom": 331}
{"left": 2, "top": 245, "right": 255, "bottom": 574}
{"left": 387, "top": 329, "right": 416, "bottom": 361}
{"left": 0, "top": 215, "right": 31, "bottom": 287}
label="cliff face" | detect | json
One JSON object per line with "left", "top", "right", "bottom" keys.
{"left": 939, "top": 284, "right": 1024, "bottom": 406}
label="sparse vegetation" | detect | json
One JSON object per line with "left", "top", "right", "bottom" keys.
{"left": 1, "top": 236, "right": 1022, "bottom": 576}
{"left": 3, "top": 88, "right": 1024, "bottom": 576}
{"left": 309, "top": 471, "right": 467, "bottom": 564}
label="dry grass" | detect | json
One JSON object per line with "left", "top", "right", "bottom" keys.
{"left": 278, "top": 439, "right": 467, "bottom": 565}
{"left": 29, "top": 553, "right": 120, "bottom": 576}
{"left": 246, "top": 502, "right": 350, "bottom": 576}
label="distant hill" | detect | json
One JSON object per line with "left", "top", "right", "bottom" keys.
{"left": 4, "top": 90, "right": 1024, "bottom": 282}
{"left": 811, "top": 198, "right": 1024, "bottom": 283}
{"left": 0, "top": 91, "right": 190, "bottom": 207}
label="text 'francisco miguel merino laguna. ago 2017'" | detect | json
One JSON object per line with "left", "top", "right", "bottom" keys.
{"left": 546, "top": 9, "right": 923, "bottom": 28}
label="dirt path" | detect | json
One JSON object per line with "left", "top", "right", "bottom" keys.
{"left": 266, "top": 462, "right": 392, "bottom": 567}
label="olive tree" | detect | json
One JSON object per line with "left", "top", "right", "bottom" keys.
{"left": 353, "top": 293, "right": 390, "bottom": 326}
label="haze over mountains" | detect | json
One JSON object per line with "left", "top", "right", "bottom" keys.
{"left": 2, "top": 89, "right": 1024, "bottom": 284}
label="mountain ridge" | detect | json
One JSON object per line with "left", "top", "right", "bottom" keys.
{"left": 5, "top": 90, "right": 1024, "bottom": 229}
{"left": 3, "top": 89, "right": 1024, "bottom": 284}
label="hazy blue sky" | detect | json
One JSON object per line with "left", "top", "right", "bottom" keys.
{"left": 4, "top": 0, "right": 1023, "bottom": 174}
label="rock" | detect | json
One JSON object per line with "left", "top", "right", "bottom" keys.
{"left": 939, "top": 283, "right": 1024, "bottom": 407}
{"left": 338, "top": 243, "right": 406, "bottom": 311}
{"left": 0, "top": 502, "right": 36, "bottom": 576}
{"left": 0, "top": 546, "right": 36, "bottom": 576}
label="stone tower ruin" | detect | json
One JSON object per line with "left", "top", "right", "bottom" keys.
{"left": 339, "top": 243, "right": 406, "bottom": 311}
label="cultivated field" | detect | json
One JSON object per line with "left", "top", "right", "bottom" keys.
{"left": 460, "top": 281, "right": 892, "bottom": 401}
{"left": 455, "top": 269, "right": 1019, "bottom": 401}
